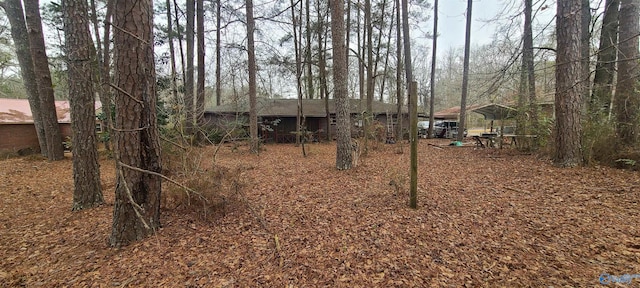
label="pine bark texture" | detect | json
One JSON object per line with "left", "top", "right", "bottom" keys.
{"left": 185, "top": 0, "right": 195, "bottom": 132}
{"left": 614, "top": 0, "right": 640, "bottom": 145}
{"left": 63, "top": 0, "right": 104, "bottom": 211}
{"left": 330, "top": 0, "right": 352, "bottom": 170}
{"left": 196, "top": 0, "right": 205, "bottom": 126}
{"left": 400, "top": 0, "right": 412, "bottom": 83}
{"left": 1, "top": 0, "right": 47, "bottom": 155}
{"left": 246, "top": 0, "right": 259, "bottom": 153}
{"left": 110, "top": 0, "right": 162, "bottom": 247}
{"left": 591, "top": 0, "right": 619, "bottom": 116}
{"left": 24, "top": 0, "right": 64, "bottom": 160}
{"left": 554, "top": 0, "right": 584, "bottom": 167}
{"left": 524, "top": 0, "right": 538, "bottom": 132}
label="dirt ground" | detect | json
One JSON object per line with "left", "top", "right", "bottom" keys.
{"left": 1, "top": 139, "right": 639, "bottom": 287}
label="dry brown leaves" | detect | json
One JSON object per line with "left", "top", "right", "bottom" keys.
{"left": 1, "top": 139, "right": 639, "bottom": 287}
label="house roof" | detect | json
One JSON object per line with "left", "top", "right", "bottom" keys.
{"left": 206, "top": 98, "right": 411, "bottom": 117}
{"left": 0, "top": 98, "right": 101, "bottom": 124}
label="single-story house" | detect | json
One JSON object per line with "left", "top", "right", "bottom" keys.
{"left": 0, "top": 98, "right": 102, "bottom": 152}
{"left": 204, "top": 98, "right": 422, "bottom": 143}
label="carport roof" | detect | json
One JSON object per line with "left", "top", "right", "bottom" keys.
{"left": 434, "top": 103, "right": 518, "bottom": 121}
{"left": 469, "top": 103, "right": 518, "bottom": 120}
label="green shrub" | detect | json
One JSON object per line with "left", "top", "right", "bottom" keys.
{"left": 583, "top": 120, "right": 617, "bottom": 165}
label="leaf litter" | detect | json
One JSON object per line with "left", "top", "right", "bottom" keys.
{"left": 1, "top": 139, "right": 639, "bottom": 287}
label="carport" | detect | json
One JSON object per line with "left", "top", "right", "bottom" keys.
{"left": 468, "top": 103, "right": 517, "bottom": 134}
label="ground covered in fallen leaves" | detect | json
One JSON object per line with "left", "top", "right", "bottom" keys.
{"left": 1, "top": 139, "right": 640, "bottom": 287}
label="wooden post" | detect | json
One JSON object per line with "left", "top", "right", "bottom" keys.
{"left": 409, "top": 81, "right": 418, "bottom": 209}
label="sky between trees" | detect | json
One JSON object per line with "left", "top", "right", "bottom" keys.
{"left": 26, "top": 0, "right": 616, "bottom": 108}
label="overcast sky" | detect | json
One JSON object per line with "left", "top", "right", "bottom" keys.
{"left": 433, "top": 0, "right": 559, "bottom": 49}
{"left": 436, "top": 0, "right": 504, "bottom": 48}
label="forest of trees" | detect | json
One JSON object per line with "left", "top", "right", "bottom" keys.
{"left": 0, "top": 0, "right": 637, "bottom": 244}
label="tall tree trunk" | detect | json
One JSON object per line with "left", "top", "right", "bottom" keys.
{"left": 554, "top": 0, "right": 584, "bottom": 167}
{"left": 110, "top": 0, "right": 162, "bottom": 247}
{"left": 330, "top": 0, "right": 352, "bottom": 170}
{"left": 379, "top": 19, "right": 393, "bottom": 104}
{"left": 524, "top": 0, "right": 537, "bottom": 136}
{"left": 291, "top": 0, "right": 303, "bottom": 145}
{"left": 614, "top": 0, "right": 640, "bottom": 145}
{"left": 62, "top": 0, "right": 104, "bottom": 211}
{"left": 400, "top": 0, "right": 412, "bottom": 83}
{"left": 581, "top": 0, "right": 591, "bottom": 108}
{"left": 401, "top": 0, "right": 413, "bottom": 141}
{"left": 379, "top": 0, "right": 395, "bottom": 103}
{"left": 0, "top": 0, "right": 47, "bottom": 155}
{"left": 24, "top": 0, "right": 64, "bottom": 160}
{"left": 346, "top": 0, "right": 351, "bottom": 69}
{"left": 395, "top": 0, "right": 403, "bottom": 141}
{"left": 358, "top": 0, "right": 364, "bottom": 101}
{"left": 103, "top": 0, "right": 115, "bottom": 149}
{"left": 185, "top": 0, "right": 195, "bottom": 135}
{"left": 365, "top": 0, "right": 373, "bottom": 114}
{"left": 305, "top": 0, "right": 313, "bottom": 99}
{"left": 297, "top": 1, "right": 304, "bottom": 145}
{"left": 428, "top": 0, "right": 437, "bottom": 138}
{"left": 457, "top": 0, "right": 472, "bottom": 143}
{"left": 317, "top": 1, "right": 330, "bottom": 140}
{"left": 92, "top": 0, "right": 113, "bottom": 152}
{"left": 517, "top": 55, "right": 528, "bottom": 135}
{"left": 374, "top": 0, "right": 388, "bottom": 103}
{"left": 246, "top": 0, "right": 258, "bottom": 153}
{"left": 196, "top": 0, "right": 205, "bottom": 129}
{"left": 174, "top": 0, "right": 186, "bottom": 84}
{"left": 365, "top": 0, "right": 373, "bottom": 152}
{"left": 215, "top": 0, "right": 222, "bottom": 105}
{"left": 591, "top": 0, "right": 619, "bottom": 117}
{"left": 166, "top": 0, "right": 179, "bottom": 110}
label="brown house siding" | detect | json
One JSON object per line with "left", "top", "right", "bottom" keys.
{"left": 0, "top": 123, "right": 71, "bottom": 152}
{"left": 0, "top": 124, "right": 39, "bottom": 151}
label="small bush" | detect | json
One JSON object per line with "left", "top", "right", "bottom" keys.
{"left": 162, "top": 165, "right": 245, "bottom": 220}
{"left": 204, "top": 128, "right": 223, "bottom": 144}
{"left": 615, "top": 149, "right": 640, "bottom": 171}
{"left": 160, "top": 143, "right": 247, "bottom": 220}
{"left": 583, "top": 120, "right": 618, "bottom": 165}
{"left": 387, "top": 168, "right": 407, "bottom": 197}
